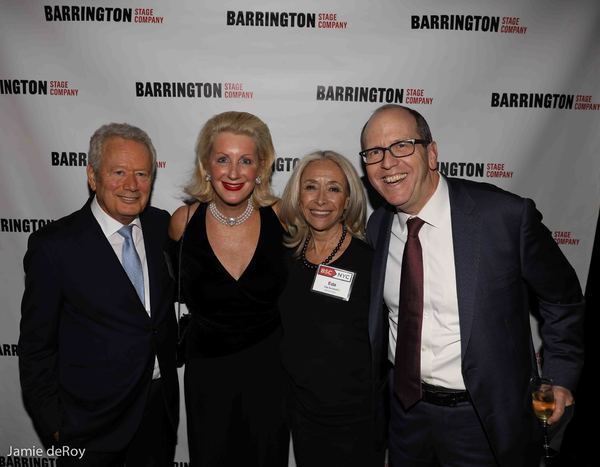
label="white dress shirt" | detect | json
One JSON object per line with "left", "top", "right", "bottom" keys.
{"left": 91, "top": 197, "right": 160, "bottom": 379}
{"left": 384, "top": 177, "right": 465, "bottom": 389}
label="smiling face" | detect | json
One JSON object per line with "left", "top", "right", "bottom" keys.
{"left": 363, "top": 108, "right": 439, "bottom": 214}
{"left": 86, "top": 137, "right": 153, "bottom": 224}
{"left": 299, "top": 159, "right": 350, "bottom": 234}
{"left": 207, "top": 131, "right": 259, "bottom": 210}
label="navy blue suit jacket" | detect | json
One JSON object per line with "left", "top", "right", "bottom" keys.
{"left": 367, "top": 177, "right": 584, "bottom": 466}
{"left": 19, "top": 198, "right": 179, "bottom": 450}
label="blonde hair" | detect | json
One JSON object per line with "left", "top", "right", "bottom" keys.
{"left": 279, "top": 151, "right": 366, "bottom": 256}
{"left": 184, "top": 111, "right": 277, "bottom": 206}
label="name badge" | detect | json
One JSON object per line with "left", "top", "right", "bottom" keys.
{"left": 311, "top": 264, "right": 356, "bottom": 301}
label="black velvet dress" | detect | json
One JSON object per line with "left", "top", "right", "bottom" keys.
{"left": 179, "top": 203, "right": 289, "bottom": 467}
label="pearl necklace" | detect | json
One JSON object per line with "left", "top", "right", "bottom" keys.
{"left": 301, "top": 224, "right": 347, "bottom": 270}
{"left": 208, "top": 200, "right": 254, "bottom": 227}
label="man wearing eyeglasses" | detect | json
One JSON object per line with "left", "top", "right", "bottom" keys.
{"left": 361, "top": 104, "right": 584, "bottom": 467}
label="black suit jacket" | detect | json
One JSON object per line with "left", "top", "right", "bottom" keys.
{"left": 367, "top": 176, "right": 585, "bottom": 466}
{"left": 19, "top": 198, "right": 179, "bottom": 450}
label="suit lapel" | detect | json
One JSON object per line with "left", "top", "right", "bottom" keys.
{"left": 369, "top": 208, "right": 394, "bottom": 349}
{"left": 75, "top": 200, "right": 149, "bottom": 317}
{"left": 76, "top": 201, "right": 126, "bottom": 274}
{"left": 447, "top": 178, "right": 481, "bottom": 357}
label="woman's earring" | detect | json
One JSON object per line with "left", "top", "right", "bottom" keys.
{"left": 205, "top": 174, "right": 212, "bottom": 182}
{"left": 255, "top": 176, "right": 262, "bottom": 185}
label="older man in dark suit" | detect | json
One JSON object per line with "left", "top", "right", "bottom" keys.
{"left": 362, "top": 104, "right": 584, "bottom": 467}
{"left": 19, "top": 123, "right": 178, "bottom": 466}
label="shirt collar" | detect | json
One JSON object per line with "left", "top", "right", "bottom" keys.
{"left": 396, "top": 175, "right": 449, "bottom": 231}
{"left": 90, "top": 196, "right": 141, "bottom": 238}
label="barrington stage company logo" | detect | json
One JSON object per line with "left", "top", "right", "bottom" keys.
{"left": 226, "top": 10, "right": 348, "bottom": 29}
{"left": 411, "top": 14, "right": 528, "bottom": 34}
{"left": 0, "top": 79, "right": 79, "bottom": 96}
{"left": 439, "top": 161, "right": 513, "bottom": 179}
{"left": 316, "top": 85, "right": 433, "bottom": 104}
{"left": 135, "top": 81, "right": 254, "bottom": 99}
{"left": 553, "top": 230, "right": 581, "bottom": 246}
{"left": 43, "top": 5, "right": 164, "bottom": 23}
{"left": 0, "top": 343, "right": 17, "bottom": 356}
{"left": 1, "top": 218, "right": 53, "bottom": 233}
{"left": 272, "top": 156, "right": 300, "bottom": 173}
{"left": 49, "top": 149, "right": 167, "bottom": 169}
{"left": 491, "top": 92, "right": 599, "bottom": 110}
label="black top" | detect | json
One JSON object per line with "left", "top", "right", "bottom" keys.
{"left": 280, "top": 237, "right": 374, "bottom": 423}
{"left": 179, "top": 203, "right": 287, "bottom": 358}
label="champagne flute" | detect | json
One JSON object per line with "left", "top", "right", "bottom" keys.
{"left": 531, "top": 377, "right": 555, "bottom": 462}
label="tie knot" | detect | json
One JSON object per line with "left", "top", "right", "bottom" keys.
{"left": 406, "top": 217, "right": 425, "bottom": 238}
{"left": 118, "top": 224, "right": 135, "bottom": 241}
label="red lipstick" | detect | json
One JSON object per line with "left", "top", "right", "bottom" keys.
{"left": 223, "top": 182, "right": 244, "bottom": 191}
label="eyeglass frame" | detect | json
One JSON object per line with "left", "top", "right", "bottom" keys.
{"left": 359, "top": 138, "right": 430, "bottom": 165}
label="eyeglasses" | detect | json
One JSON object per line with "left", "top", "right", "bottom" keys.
{"left": 359, "top": 139, "right": 430, "bottom": 165}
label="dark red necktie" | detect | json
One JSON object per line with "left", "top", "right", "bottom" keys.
{"left": 394, "top": 216, "right": 425, "bottom": 409}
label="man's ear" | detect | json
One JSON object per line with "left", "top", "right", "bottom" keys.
{"left": 427, "top": 141, "right": 438, "bottom": 171}
{"left": 86, "top": 165, "right": 97, "bottom": 191}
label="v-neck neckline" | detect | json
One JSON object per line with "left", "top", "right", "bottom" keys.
{"left": 202, "top": 203, "right": 262, "bottom": 283}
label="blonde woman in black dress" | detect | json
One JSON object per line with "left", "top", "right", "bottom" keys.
{"left": 278, "top": 151, "right": 386, "bottom": 467}
{"left": 169, "top": 112, "right": 288, "bottom": 467}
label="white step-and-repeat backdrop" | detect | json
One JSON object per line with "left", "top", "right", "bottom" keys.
{"left": 1, "top": 1, "right": 599, "bottom": 465}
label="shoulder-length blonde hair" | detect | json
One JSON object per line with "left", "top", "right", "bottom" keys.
{"left": 184, "top": 111, "right": 278, "bottom": 206}
{"left": 279, "top": 150, "right": 366, "bottom": 256}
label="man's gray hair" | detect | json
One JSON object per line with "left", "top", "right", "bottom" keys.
{"left": 88, "top": 122, "right": 157, "bottom": 178}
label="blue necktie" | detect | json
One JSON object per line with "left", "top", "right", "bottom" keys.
{"left": 118, "top": 225, "right": 145, "bottom": 305}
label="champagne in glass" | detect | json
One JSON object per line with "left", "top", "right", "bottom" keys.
{"left": 532, "top": 389, "right": 554, "bottom": 422}
{"left": 530, "top": 377, "right": 555, "bottom": 462}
